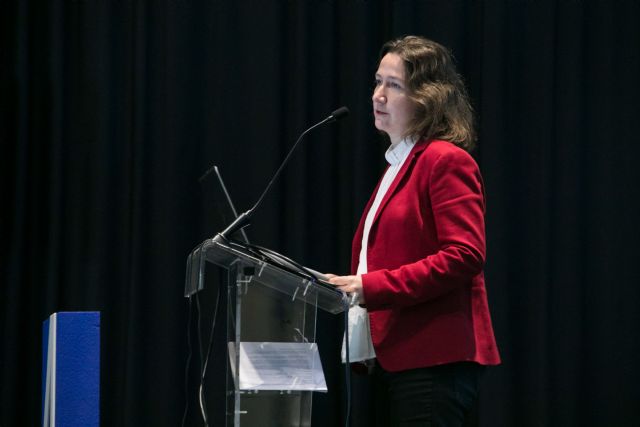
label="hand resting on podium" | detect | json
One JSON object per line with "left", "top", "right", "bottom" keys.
{"left": 325, "top": 273, "right": 365, "bottom": 306}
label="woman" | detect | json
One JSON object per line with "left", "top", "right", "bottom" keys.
{"left": 328, "top": 36, "right": 501, "bottom": 426}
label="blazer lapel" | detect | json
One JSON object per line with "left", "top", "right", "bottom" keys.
{"left": 370, "top": 139, "right": 429, "bottom": 229}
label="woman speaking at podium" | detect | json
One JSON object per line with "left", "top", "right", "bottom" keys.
{"left": 328, "top": 36, "right": 500, "bottom": 426}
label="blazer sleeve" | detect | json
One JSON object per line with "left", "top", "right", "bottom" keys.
{"left": 362, "top": 148, "right": 487, "bottom": 310}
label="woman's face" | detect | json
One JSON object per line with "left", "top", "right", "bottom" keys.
{"left": 372, "top": 53, "right": 416, "bottom": 144}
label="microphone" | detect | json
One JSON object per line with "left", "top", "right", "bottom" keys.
{"left": 328, "top": 106, "right": 350, "bottom": 122}
{"left": 217, "top": 106, "right": 350, "bottom": 241}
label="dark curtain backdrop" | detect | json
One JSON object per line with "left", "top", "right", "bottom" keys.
{"left": 2, "top": 0, "right": 639, "bottom": 426}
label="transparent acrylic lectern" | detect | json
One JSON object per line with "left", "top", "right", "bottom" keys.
{"left": 185, "top": 236, "right": 348, "bottom": 427}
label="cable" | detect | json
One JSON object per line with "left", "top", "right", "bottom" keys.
{"left": 181, "top": 296, "right": 193, "bottom": 427}
{"left": 245, "top": 242, "right": 317, "bottom": 280}
{"left": 195, "top": 293, "right": 209, "bottom": 427}
{"left": 344, "top": 300, "right": 351, "bottom": 427}
{"left": 198, "top": 274, "right": 222, "bottom": 427}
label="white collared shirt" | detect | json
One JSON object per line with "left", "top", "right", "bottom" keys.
{"left": 343, "top": 136, "right": 416, "bottom": 363}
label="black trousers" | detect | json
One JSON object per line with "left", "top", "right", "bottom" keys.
{"left": 350, "top": 361, "right": 485, "bottom": 427}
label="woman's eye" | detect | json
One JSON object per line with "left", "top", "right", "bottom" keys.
{"left": 374, "top": 78, "right": 382, "bottom": 86}
{"left": 389, "top": 82, "right": 401, "bottom": 89}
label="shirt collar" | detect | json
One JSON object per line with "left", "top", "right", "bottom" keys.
{"left": 385, "top": 135, "right": 417, "bottom": 165}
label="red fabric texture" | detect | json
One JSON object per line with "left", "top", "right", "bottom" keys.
{"left": 352, "top": 139, "right": 501, "bottom": 372}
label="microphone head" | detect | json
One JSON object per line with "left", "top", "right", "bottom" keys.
{"left": 328, "top": 106, "right": 350, "bottom": 122}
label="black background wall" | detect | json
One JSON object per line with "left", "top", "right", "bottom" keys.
{"left": 2, "top": 1, "right": 639, "bottom": 426}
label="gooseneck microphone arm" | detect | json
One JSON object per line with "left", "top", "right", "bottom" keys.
{"left": 217, "top": 106, "right": 349, "bottom": 241}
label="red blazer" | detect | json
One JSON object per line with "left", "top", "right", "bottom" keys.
{"left": 353, "top": 139, "right": 501, "bottom": 372}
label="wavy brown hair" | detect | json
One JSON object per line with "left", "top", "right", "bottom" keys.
{"left": 380, "top": 36, "right": 476, "bottom": 151}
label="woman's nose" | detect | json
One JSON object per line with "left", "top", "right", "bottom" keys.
{"left": 372, "top": 87, "right": 386, "bottom": 103}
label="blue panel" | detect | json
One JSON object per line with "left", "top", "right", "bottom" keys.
{"left": 42, "top": 312, "right": 101, "bottom": 427}
{"left": 56, "top": 312, "right": 100, "bottom": 427}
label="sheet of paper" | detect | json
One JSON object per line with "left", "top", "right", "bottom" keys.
{"left": 228, "top": 342, "right": 328, "bottom": 392}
